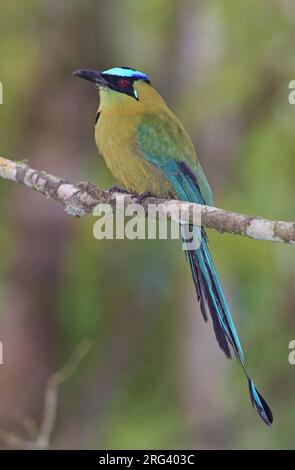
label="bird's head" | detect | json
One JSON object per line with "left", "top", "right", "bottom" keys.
{"left": 73, "top": 66, "right": 152, "bottom": 105}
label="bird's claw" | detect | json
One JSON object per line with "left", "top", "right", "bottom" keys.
{"left": 136, "top": 191, "right": 153, "bottom": 204}
{"left": 78, "top": 181, "right": 100, "bottom": 198}
{"left": 108, "top": 185, "right": 130, "bottom": 194}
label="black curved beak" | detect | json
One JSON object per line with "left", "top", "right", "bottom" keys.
{"left": 73, "top": 69, "right": 109, "bottom": 88}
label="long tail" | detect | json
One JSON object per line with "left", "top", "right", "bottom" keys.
{"left": 182, "top": 225, "right": 273, "bottom": 426}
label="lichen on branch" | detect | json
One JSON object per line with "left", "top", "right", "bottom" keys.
{"left": 0, "top": 156, "right": 294, "bottom": 244}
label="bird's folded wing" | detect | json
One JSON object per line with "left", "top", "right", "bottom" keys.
{"left": 136, "top": 114, "right": 213, "bottom": 206}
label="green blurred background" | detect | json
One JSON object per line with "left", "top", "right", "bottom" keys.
{"left": 0, "top": 0, "right": 294, "bottom": 450}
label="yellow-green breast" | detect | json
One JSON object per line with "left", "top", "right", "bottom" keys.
{"left": 94, "top": 82, "right": 197, "bottom": 199}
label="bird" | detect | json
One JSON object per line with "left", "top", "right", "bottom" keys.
{"left": 73, "top": 66, "right": 273, "bottom": 426}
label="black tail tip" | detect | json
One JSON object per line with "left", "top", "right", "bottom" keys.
{"left": 248, "top": 379, "right": 273, "bottom": 426}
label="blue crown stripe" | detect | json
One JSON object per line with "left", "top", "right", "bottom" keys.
{"left": 103, "top": 67, "right": 150, "bottom": 81}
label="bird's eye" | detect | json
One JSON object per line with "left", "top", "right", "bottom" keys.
{"left": 118, "top": 78, "right": 129, "bottom": 88}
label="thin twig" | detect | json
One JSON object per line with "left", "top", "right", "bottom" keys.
{"left": 0, "top": 339, "right": 93, "bottom": 450}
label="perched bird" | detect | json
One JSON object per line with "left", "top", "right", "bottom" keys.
{"left": 74, "top": 66, "right": 273, "bottom": 425}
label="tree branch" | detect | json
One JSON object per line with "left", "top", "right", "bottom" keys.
{"left": 0, "top": 156, "right": 294, "bottom": 244}
{"left": 0, "top": 339, "right": 93, "bottom": 450}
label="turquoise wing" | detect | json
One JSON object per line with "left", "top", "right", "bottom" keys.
{"left": 137, "top": 114, "right": 213, "bottom": 206}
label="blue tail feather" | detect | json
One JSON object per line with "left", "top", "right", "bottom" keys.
{"left": 200, "top": 235, "right": 244, "bottom": 362}
{"left": 183, "top": 225, "right": 273, "bottom": 426}
{"left": 248, "top": 378, "right": 273, "bottom": 426}
{"left": 185, "top": 245, "right": 232, "bottom": 358}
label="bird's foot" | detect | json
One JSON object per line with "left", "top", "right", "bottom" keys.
{"left": 136, "top": 191, "right": 154, "bottom": 204}
{"left": 108, "top": 185, "right": 130, "bottom": 195}
{"left": 78, "top": 181, "right": 100, "bottom": 198}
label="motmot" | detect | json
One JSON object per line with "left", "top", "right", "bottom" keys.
{"left": 74, "top": 66, "right": 273, "bottom": 425}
